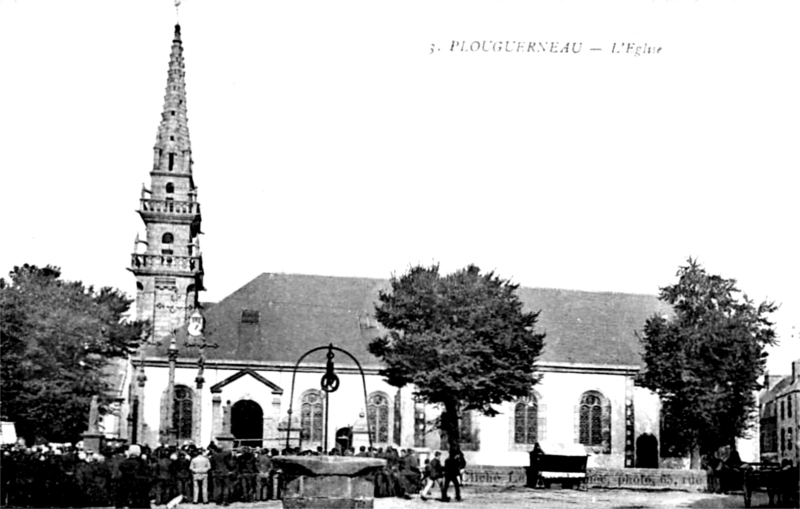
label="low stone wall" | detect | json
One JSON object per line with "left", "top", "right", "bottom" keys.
{"left": 461, "top": 466, "right": 708, "bottom": 492}
{"left": 586, "top": 468, "right": 708, "bottom": 492}
{"left": 462, "top": 466, "right": 528, "bottom": 486}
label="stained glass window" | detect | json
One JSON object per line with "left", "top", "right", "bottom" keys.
{"left": 367, "top": 392, "right": 390, "bottom": 443}
{"left": 173, "top": 385, "right": 193, "bottom": 440}
{"left": 301, "top": 390, "right": 324, "bottom": 442}
{"left": 579, "top": 391, "right": 610, "bottom": 452}
{"left": 514, "top": 395, "right": 538, "bottom": 444}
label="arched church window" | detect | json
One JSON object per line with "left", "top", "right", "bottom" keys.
{"left": 166, "top": 183, "right": 174, "bottom": 194}
{"left": 173, "top": 385, "right": 193, "bottom": 440}
{"left": 162, "top": 232, "right": 174, "bottom": 244}
{"left": 514, "top": 394, "right": 539, "bottom": 445}
{"left": 300, "top": 390, "right": 324, "bottom": 443}
{"left": 367, "top": 392, "right": 390, "bottom": 443}
{"left": 579, "top": 391, "right": 611, "bottom": 453}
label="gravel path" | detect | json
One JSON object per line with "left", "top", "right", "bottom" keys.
{"left": 169, "top": 486, "right": 777, "bottom": 509}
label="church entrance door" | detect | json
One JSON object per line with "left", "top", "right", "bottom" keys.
{"left": 231, "top": 399, "right": 263, "bottom": 448}
{"left": 635, "top": 433, "right": 659, "bottom": 468}
{"left": 336, "top": 426, "right": 352, "bottom": 453}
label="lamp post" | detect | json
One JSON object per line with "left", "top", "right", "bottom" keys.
{"left": 185, "top": 309, "right": 217, "bottom": 444}
{"left": 164, "top": 332, "right": 179, "bottom": 445}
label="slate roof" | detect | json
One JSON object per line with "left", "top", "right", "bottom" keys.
{"left": 760, "top": 375, "right": 792, "bottom": 413}
{"left": 150, "top": 273, "right": 671, "bottom": 369}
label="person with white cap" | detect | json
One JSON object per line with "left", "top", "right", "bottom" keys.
{"left": 117, "top": 445, "right": 150, "bottom": 509}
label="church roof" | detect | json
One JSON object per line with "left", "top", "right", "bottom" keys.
{"left": 152, "top": 272, "right": 670, "bottom": 369}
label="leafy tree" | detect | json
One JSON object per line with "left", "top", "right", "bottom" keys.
{"left": 638, "top": 258, "right": 777, "bottom": 466}
{"left": 0, "top": 264, "right": 146, "bottom": 444}
{"left": 368, "top": 264, "right": 546, "bottom": 454}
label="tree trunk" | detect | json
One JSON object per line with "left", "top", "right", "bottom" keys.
{"left": 690, "top": 445, "right": 702, "bottom": 470}
{"left": 443, "top": 399, "right": 461, "bottom": 456}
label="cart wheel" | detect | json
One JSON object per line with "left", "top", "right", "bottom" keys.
{"left": 743, "top": 484, "right": 751, "bottom": 508}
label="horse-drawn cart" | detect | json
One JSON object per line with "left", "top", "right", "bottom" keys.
{"left": 740, "top": 462, "right": 797, "bottom": 508}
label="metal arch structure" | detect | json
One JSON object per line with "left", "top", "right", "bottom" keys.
{"left": 284, "top": 343, "right": 374, "bottom": 453}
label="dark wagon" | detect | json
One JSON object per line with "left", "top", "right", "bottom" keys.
{"left": 740, "top": 462, "right": 797, "bottom": 508}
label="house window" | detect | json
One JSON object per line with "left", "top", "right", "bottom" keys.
{"left": 789, "top": 397, "right": 793, "bottom": 418}
{"left": 579, "top": 391, "right": 611, "bottom": 453}
{"left": 173, "top": 385, "right": 193, "bottom": 440}
{"left": 781, "top": 428, "right": 786, "bottom": 452}
{"left": 781, "top": 400, "right": 785, "bottom": 420}
{"left": 514, "top": 394, "right": 539, "bottom": 445}
{"left": 367, "top": 392, "right": 390, "bottom": 444}
{"left": 789, "top": 428, "right": 794, "bottom": 451}
{"left": 300, "top": 390, "right": 324, "bottom": 443}
{"left": 166, "top": 183, "right": 174, "bottom": 194}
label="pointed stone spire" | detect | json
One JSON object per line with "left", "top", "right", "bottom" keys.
{"left": 153, "top": 24, "right": 192, "bottom": 175}
{"left": 131, "top": 22, "right": 204, "bottom": 344}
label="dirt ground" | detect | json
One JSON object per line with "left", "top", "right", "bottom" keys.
{"left": 172, "top": 486, "right": 784, "bottom": 509}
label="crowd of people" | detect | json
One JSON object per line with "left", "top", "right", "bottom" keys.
{"left": 0, "top": 441, "right": 281, "bottom": 508}
{"left": 0, "top": 440, "right": 467, "bottom": 508}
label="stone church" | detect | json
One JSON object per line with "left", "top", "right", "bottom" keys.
{"left": 114, "top": 23, "right": 676, "bottom": 471}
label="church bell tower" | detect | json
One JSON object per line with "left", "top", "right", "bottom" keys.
{"left": 130, "top": 24, "right": 204, "bottom": 343}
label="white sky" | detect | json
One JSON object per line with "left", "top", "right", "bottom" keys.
{"left": 1, "top": 0, "right": 798, "bottom": 373}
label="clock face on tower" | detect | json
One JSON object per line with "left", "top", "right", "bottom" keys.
{"left": 187, "top": 309, "right": 204, "bottom": 336}
{"left": 188, "top": 320, "right": 203, "bottom": 337}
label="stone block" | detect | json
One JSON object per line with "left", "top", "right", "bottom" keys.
{"left": 273, "top": 456, "right": 385, "bottom": 509}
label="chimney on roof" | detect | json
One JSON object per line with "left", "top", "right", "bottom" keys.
{"left": 238, "top": 309, "right": 261, "bottom": 358}
{"left": 793, "top": 359, "right": 800, "bottom": 384}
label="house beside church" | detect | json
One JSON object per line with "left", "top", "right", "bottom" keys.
{"left": 759, "top": 361, "right": 800, "bottom": 465}
{"left": 108, "top": 23, "right": 685, "bottom": 471}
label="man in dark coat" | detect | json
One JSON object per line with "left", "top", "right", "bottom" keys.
{"left": 256, "top": 448, "right": 273, "bottom": 501}
{"left": 420, "top": 451, "right": 443, "bottom": 500}
{"left": 400, "top": 448, "right": 421, "bottom": 495}
{"left": 117, "top": 445, "right": 151, "bottom": 509}
{"left": 237, "top": 446, "right": 258, "bottom": 502}
{"left": 441, "top": 450, "right": 466, "bottom": 502}
{"left": 153, "top": 448, "right": 174, "bottom": 505}
{"left": 172, "top": 451, "right": 193, "bottom": 502}
{"left": 211, "top": 447, "right": 234, "bottom": 506}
